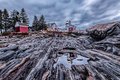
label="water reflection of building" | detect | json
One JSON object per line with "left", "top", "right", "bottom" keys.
{"left": 59, "top": 47, "right": 77, "bottom": 63}
{"left": 56, "top": 47, "right": 89, "bottom": 68}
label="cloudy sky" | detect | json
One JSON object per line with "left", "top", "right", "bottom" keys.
{"left": 0, "top": 0, "right": 120, "bottom": 29}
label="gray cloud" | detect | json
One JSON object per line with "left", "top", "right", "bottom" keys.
{"left": 0, "top": 0, "right": 120, "bottom": 29}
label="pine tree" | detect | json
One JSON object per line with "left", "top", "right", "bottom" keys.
{"left": 3, "top": 9, "right": 9, "bottom": 32}
{"left": 0, "top": 10, "right": 3, "bottom": 33}
{"left": 11, "top": 10, "right": 20, "bottom": 30}
{"left": 32, "top": 15, "right": 39, "bottom": 31}
{"left": 3, "top": 9, "right": 9, "bottom": 19}
{"left": 20, "top": 8, "right": 29, "bottom": 25}
{"left": 38, "top": 15, "right": 47, "bottom": 30}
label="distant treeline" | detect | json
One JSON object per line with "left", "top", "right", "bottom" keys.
{"left": 0, "top": 8, "right": 47, "bottom": 33}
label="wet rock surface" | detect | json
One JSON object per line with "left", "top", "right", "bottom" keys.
{"left": 0, "top": 35, "right": 120, "bottom": 80}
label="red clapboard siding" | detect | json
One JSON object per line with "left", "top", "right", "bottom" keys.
{"left": 15, "top": 27, "right": 20, "bottom": 32}
{"left": 20, "top": 26, "right": 28, "bottom": 33}
{"left": 68, "top": 26, "right": 76, "bottom": 32}
{"left": 15, "top": 26, "right": 28, "bottom": 33}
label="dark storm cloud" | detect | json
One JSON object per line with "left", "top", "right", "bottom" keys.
{"left": 0, "top": 0, "right": 120, "bottom": 29}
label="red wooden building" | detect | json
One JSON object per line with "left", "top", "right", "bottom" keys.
{"left": 15, "top": 22, "right": 28, "bottom": 33}
{"left": 68, "top": 26, "right": 76, "bottom": 32}
{"left": 65, "top": 20, "right": 76, "bottom": 32}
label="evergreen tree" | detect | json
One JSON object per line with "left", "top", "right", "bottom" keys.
{"left": 11, "top": 10, "right": 20, "bottom": 30}
{"left": 32, "top": 15, "right": 39, "bottom": 31}
{"left": 38, "top": 15, "right": 47, "bottom": 30}
{"left": 20, "top": 8, "right": 29, "bottom": 25}
{"left": 0, "top": 10, "right": 3, "bottom": 33}
{"left": 3, "top": 9, "right": 9, "bottom": 19}
{"left": 3, "top": 9, "right": 9, "bottom": 32}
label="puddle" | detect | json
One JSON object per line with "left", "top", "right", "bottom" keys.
{"left": 54, "top": 55, "right": 71, "bottom": 69}
{"left": 54, "top": 53, "right": 89, "bottom": 69}
{"left": 72, "top": 55, "right": 88, "bottom": 65}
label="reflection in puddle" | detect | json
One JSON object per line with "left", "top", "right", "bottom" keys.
{"left": 72, "top": 55, "right": 88, "bottom": 65}
{"left": 54, "top": 55, "right": 71, "bottom": 69}
{"left": 54, "top": 53, "right": 89, "bottom": 69}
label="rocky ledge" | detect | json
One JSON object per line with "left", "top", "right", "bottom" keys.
{"left": 0, "top": 34, "right": 120, "bottom": 80}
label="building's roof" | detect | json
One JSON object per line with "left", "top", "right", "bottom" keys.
{"left": 15, "top": 22, "right": 28, "bottom": 27}
{"left": 87, "top": 22, "right": 120, "bottom": 31}
{"left": 47, "top": 23, "right": 57, "bottom": 28}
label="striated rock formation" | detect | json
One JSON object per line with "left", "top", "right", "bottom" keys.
{"left": 87, "top": 22, "right": 120, "bottom": 41}
{"left": 0, "top": 35, "right": 120, "bottom": 80}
